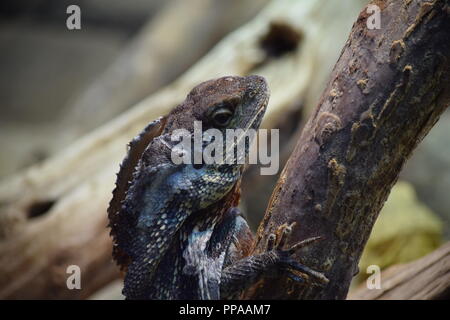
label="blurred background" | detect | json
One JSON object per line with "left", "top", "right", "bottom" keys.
{"left": 0, "top": 0, "right": 448, "bottom": 299}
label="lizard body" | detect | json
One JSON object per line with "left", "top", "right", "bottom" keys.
{"left": 108, "top": 75, "right": 327, "bottom": 299}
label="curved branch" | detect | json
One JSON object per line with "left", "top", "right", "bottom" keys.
{"left": 246, "top": 0, "right": 450, "bottom": 299}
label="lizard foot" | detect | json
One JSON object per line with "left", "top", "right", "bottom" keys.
{"left": 265, "top": 223, "right": 329, "bottom": 286}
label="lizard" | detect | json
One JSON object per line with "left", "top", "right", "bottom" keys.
{"left": 107, "top": 75, "right": 328, "bottom": 300}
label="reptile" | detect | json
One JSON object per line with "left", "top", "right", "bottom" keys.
{"left": 107, "top": 75, "right": 328, "bottom": 299}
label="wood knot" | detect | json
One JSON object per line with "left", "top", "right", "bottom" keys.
{"left": 357, "top": 79, "right": 369, "bottom": 94}
{"left": 328, "top": 159, "right": 346, "bottom": 186}
{"left": 314, "top": 112, "right": 342, "bottom": 147}
{"left": 390, "top": 40, "right": 406, "bottom": 64}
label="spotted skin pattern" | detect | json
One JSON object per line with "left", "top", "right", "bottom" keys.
{"left": 107, "top": 76, "right": 327, "bottom": 299}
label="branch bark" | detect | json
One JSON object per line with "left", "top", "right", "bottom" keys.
{"left": 348, "top": 242, "right": 450, "bottom": 300}
{"left": 246, "top": 0, "right": 450, "bottom": 299}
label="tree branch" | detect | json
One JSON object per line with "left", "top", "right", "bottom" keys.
{"left": 246, "top": 0, "right": 450, "bottom": 299}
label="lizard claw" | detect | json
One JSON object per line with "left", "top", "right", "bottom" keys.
{"left": 265, "top": 223, "right": 329, "bottom": 285}
{"left": 266, "top": 233, "right": 276, "bottom": 251}
{"left": 286, "top": 272, "right": 305, "bottom": 284}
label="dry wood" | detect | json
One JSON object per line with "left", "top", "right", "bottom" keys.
{"left": 349, "top": 242, "right": 450, "bottom": 300}
{"left": 60, "top": 0, "right": 269, "bottom": 139}
{"left": 0, "top": 0, "right": 366, "bottom": 299}
{"left": 245, "top": 0, "right": 450, "bottom": 300}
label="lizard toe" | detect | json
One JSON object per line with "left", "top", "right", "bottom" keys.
{"left": 276, "top": 222, "right": 296, "bottom": 250}
{"left": 286, "top": 272, "right": 305, "bottom": 284}
{"left": 266, "top": 233, "right": 276, "bottom": 251}
{"left": 287, "top": 236, "right": 324, "bottom": 255}
{"left": 285, "top": 259, "right": 329, "bottom": 285}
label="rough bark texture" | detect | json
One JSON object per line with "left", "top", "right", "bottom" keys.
{"left": 246, "top": 0, "right": 450, "bottom": 299}
{"left": 349, "top": 242, "right": 450, "bottom": 300}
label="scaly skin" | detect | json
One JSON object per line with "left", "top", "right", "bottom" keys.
{"left": 108, "top": 75, "right": 328, "bottom": 299}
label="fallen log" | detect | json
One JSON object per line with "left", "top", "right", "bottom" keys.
{"left": 349, "top": 242, "right": 450, "bottom": 300}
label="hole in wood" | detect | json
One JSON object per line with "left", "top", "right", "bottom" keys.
{"left": 259, "top": 22, "right": 302, "bottom": 58}
{"left": 27, "top": 200, "right": 56, "bottom": 219}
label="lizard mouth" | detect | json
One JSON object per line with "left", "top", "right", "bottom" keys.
{"left": 243, "top": 75, "right": 270, "bottom": 130}
{"left": 221, "top": 77, "right": 269, "bottom": 164}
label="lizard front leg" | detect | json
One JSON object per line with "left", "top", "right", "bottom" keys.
{"left": 219, "top": 219, "right": 329, "bottom": 299}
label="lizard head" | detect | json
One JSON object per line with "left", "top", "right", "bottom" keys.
{"left": 164, "top": 75, "right": 269, "bottom": 134}
{"left": 191, "top": 75, "right": 269, "bottom": 133}
{"left": 163, "top": 75, "right": 269, "bottom": 167}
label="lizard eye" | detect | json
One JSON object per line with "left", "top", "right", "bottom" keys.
{"left": 211, "top": 108, "right": 233, "bottom": 127}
